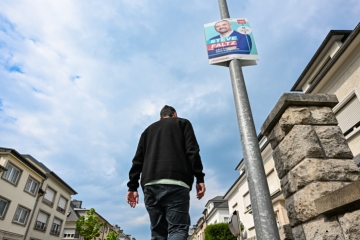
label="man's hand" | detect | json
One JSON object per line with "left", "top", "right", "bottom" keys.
{"left": 196, "top": 183, "right": 206, "bottom": 200}
{"left": 126, "top": 191, "right": 139, "bottom": 208}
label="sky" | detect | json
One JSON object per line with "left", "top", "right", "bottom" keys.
{"left": 0, "top": 0, "right": 359, "bottom": 239}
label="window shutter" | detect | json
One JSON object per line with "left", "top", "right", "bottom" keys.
{"left": 336, "top": 95, "right": 360, "bottom": 133}
{"left": 64, "top": 229, "right": 75, "bottom": 234}
{"left": 58, "top": 196, "right": 67, "bottom": 209}
{"left": 244, "top": 192, "right": 251, "bottom": 208}
{"left": 37, "top": 211, "right": 48, "bottom": 223}
{"left": 53, "top": 218, "right": 61, "bottom": 225}
{"left": 44, "top": 188, "right": 55, "bottom": 201}
{"left": 267, "top": 170, "right": 279, "bottom": 194}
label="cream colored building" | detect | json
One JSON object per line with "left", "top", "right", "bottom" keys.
{"left": 0, "top": 148, "right": 47, "bottom": 240}
{"left": 63, "top": 200, "right": 133, "bottom": 240}
{"left": 0, "top": 148, "right": 77, "bottom": 240}
{"left": 223, "top": 139, "right": 289, "bottom": 239}
{"left": 291, "top": 22, "right": 360, "bottom": 162}
{"left": 23, "top": 155, "right": 77, "bottom": 240}
{"left": 189, "top": 209, "right": 206, "bottom": 240}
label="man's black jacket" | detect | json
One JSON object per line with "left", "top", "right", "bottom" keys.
{"left": 127, "top": 117, "right": 205, "bottom": 191}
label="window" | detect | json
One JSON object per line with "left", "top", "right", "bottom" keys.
{"left": 2, "top": 162, "right": 21, "bottom": 185}
{"left": 13, "top": 205, "right": 30, "bottom": 225}
{"left": 335, "top": 93, "right": 360, "bottom": 137}
{"left": 50, "top": 217, "right": 62, "bottom": 235}
{"left": 24, "top": 177, "right": 39, "bottom": 195}
{"left": 34, "top": 211, "right": 49, "bottom": 231}
{"left": 57, "top": 196, "right": 68, "bottom": 214}
{"left": 0, "top": 196, "right": 10, "bottom": 219}
{"left": 267, "top": 169, "right": 280, "bottom": 195}
{"left": 243, "top": 192, "right": 251, "bottom": 211}
{"left": 64, "top": 229, "right": 75, "bottom": 238}
{"left": 43, "top": 187, "right": 56, "bottom": 207}
{"left": 232, "top": 202, "right": 238, "bottom": 209}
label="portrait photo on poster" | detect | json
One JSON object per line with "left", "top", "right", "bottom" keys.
{"left": 204, "top": 18, "right": 258, "bottom": 66}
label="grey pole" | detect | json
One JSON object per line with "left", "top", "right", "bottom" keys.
{"left": 217, "top": 1, "right": 280, "bottom": 239}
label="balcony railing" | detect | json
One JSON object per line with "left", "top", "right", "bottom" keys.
{"left": 50, "top": 229, "right": 60, "bottom": 235}
{"left": 34, "top": 221, "right": 46, "bottom": 231}
{"left": 42, "top": 198, "right": 54, "bottom": 207}
{"left": 57, "top": 206, "right": 65, "bottom": 213}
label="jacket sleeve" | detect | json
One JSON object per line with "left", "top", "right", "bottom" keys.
{"left": 127, "top": 132, "right": 145, "bottom": 191}
{"left": 183, "top": 120, "right": 205, "bottom": 183}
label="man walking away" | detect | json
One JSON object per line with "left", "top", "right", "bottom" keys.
{"left": 126, "top": 105, "right": 206, "bottom": 240}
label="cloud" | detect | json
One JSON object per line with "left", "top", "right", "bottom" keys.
{"left": 1, "top": 0, "right": 359, "bottom": 239}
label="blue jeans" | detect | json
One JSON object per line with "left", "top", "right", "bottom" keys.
{"left": 144, "top": 184, "right": 190, "bottom": 240}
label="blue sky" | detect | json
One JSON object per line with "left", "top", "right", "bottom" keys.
{"left": 0, "top": 0, "right": 359, "bottom": 239}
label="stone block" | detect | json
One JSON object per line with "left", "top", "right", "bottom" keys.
{"left": 273, "top": 125, "right": 324, "bottom": 179}
{"left": 338, "top": 209, "right": 360, "bottom": 240}
{"left": 315, "top": 180, "right": 360, "bottom": 215}
{"left": 268, "top": 106, "right": 338, "bottom": 149}
{"left": 268, "top": 122, "right": 286, "bottom": 150}
{"left": 261, "top": 93, "right": 338, "bottom": 137}
{"left": 291, "top": 225, "right": 306, "bottom": 240}
{"left": 302, "top": 215, "right": 345, "bottom": 240}
{"left": 285, "top": 182, "right": 349, "bottom": 226}
{"left": 314, "top": 126, "right": 353, "bottom": 159}
{"left": 281, "top": 158, "right": 360, "bottom": 198}
{"left": 278, "top": 224, "right": 294, "bottom": 240}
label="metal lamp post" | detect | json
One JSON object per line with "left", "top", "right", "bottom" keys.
{"left": 216, "top": 0, "right": 280, "bottom": 239}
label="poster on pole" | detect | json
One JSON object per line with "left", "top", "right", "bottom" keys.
{"left": 204, "top": 18, "right": 258, "bottom": 66}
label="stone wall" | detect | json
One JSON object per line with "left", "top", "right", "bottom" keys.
{"left": 260, "top": 93, "right": 360, "bottom": 240}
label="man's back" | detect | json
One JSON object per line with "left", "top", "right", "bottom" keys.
{"left": 129, "top": 117, "right": 204, "bottom": 191}
{"left": 126, "top": 105, "right": 205, "bottom": 240}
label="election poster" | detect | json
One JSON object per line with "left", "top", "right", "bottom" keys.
{"left": 204, "top": 18, "right": 258, "bottom": 66}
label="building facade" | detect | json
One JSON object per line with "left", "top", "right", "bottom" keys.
{"left": 0, "top": 148, "right": 77, "bottom": 240}
{"left": 0, "top": 148, "right": 47, "bottom": 240}
{"left": 23, "top": 155, "right": 77, "bottom": 240}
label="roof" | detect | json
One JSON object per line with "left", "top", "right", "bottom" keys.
{"left": 66, "top": 203, "right": 81, "bottom": 222}
{"left": 205, "top": 196, "right": 224, "bottom": 207}
{"left": 0, "top": 147, "right": 47, "bottom": 178}
{"left": 205, "top": 199, "right": 229, "bottom": 221}
{"left": 75, "top": 208, "right": 112, "bottom": 226}
{"left": 216, "top": 201, "right": 229, "bottom": 208}
{"left": 23, "top": 154, "right": 77, "bottom": 195}
{"left": 291, "top": 23, "right": 360, "bottom": 92}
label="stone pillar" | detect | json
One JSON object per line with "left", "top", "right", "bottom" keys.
{"left": 260, "top": 93, "right": 360, "bottom": 240}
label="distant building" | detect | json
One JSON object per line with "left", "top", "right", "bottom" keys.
{"left": 0, "top": 147, "right": 77, "bottom": 240}
{"left": 205, "top": 196, "right": 229, "bottom": 225}
{"left": 64, "top": 200, "right": 134, "bottom": 240}
{"left": 223, "top": 139, "right": 289, "bottom": 238}
{"left": 189, "top": 208, "right": 207, "bottom": 240}
{"left": 190, "top": 196, "right": 230, "bottom": 240}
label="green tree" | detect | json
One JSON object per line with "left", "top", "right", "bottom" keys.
{"left": 106, "top": 231, "right": 119, "bottom": 240}
{"left": 76, "top": 208, "right": 104, "bottom": 240}
{"left": 204, "top": 223, "right": 237, "bottom": 240}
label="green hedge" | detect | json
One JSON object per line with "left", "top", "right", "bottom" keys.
{"left": 204, "top": 223, "right": 237, "bottom": 240}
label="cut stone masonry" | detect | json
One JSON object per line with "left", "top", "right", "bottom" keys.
{"left": 260, "top": 93, "right": 360, "bottom": 240}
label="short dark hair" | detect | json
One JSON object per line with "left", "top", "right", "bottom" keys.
{"left": 160, "top": 105, "right": 176, "bottom": 118}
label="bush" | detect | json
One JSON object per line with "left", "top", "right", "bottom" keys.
{"left": 204, "top": 223, "right": 237, "bottom": 240}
